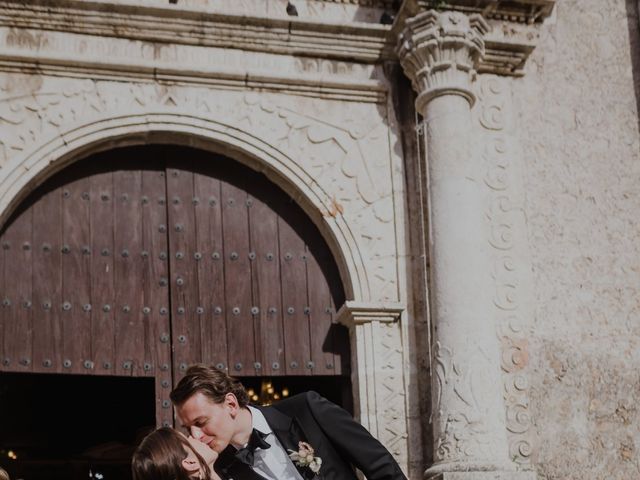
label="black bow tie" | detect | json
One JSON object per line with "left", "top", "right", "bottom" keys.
{"left": 234, "top": 428, "right": 271, "bottom": 466}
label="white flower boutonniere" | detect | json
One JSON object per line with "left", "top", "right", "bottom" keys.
{"left": 288, "top": 441, "right": 322, "bottom": 474}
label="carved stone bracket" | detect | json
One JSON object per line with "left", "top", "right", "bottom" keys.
{"left": 336, "top": 301, "right": 404, "bottom": 327}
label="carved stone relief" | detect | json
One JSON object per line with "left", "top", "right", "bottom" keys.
{"left": 0, "top": 74, "right": 400, "bottom": 304}
{"left": 338, "top": 304, "right": 409, "bottom": 474}
{"left": 475, "top": 74, "right": 535, "bottom": 468}
{"left": 431, "top": 340, "right": 505, "bottom": 464}
{"left": 374, "top": 320, "right": 409, "bottom": 464}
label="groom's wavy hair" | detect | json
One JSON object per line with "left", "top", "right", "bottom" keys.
{"left": 170, "top": 363, "right": 250, "bottom": 407}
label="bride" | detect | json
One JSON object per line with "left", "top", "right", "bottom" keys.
{"left": 132, "top": 427, "right": 221, "bottom": 480}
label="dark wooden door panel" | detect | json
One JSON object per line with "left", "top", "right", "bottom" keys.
{"left": 140, "top": 168, "right": 173, "bottom": 427}
{"left": 62, "top": 173, "right": 92, "bottom": 374}
{"left": 3, "top": 205, "right": 33, "bottom": 372}
{"left": 221, "top": 180, "right": 255, "bottom": 376}
{"left": 113, "top": 168, "right": 145, "bottom": 377}
{"left": 248, "top": 193, "right": 284, "bottom": 377}
{"left": 278, "top": 212, "right": 311, "bottom": 376}
{"left": 166, "top": 162, "right": 202, "bottom": 381}
{"left": 193, "top": 168, "right": 227, "bottom": 371}
{"left": 0, "top": 145, "right": 349, "bottom": 428}
{"left": 306, "top": 246, "right": 336, "bottom": 375}
{"left": 32, "top": 188, "right": 62, "bottom": 373}
{"left": 90, "top": 170, "right": 116, "bottom": 375}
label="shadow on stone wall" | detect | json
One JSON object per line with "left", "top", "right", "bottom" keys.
{"left": 386, "top": 63, "right": 433, "bottom": 479}
{"left": 626, "top": 0, "right": 640, "bottom": 134}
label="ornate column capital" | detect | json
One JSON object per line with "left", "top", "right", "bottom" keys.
{"left": 397, "top": 10, "right": 489, "bottom": 112}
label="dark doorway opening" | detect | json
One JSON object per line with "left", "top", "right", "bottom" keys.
{"left": 239, "top": 375, "right": 353, "bottom": 414}
{"left": 0, "top": 372, "right": 155, "bottom": 480}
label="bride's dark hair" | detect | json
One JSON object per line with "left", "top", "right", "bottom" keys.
{"left": 132, "top": 427, "right": 212, "bottom": 480}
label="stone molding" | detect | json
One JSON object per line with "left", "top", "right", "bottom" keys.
{"left": 0, "top": 46, "right": 385, "bottom": 104}
{"left": 1, "top": 0, "right": 554, "bottom": 77}
{"left": 397, "top": 10, "right": 489, "bottom": 111}
{"left": 0, "top": 0, "right": 393, "bottom": 63}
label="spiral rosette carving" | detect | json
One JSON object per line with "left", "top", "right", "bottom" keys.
{"left": 397, "top": 10, "right": 489, "bottom": 112}
{"left": 509, "top": 439, "right": 533, "bottom": 464}
{"left": 501, "top": 336, "right": 529, "bottom": 374}
{"left": 506, "top": 403, "right": 531, "bottom": 435}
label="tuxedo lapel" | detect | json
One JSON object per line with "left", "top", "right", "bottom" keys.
{"left": 258, "top": 405, "right": 301, "bottom": 452}
{"left": 258, "top": 406, "right": 320, "bottom": 480}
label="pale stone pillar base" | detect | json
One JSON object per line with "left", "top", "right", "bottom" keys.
{"left": 428, "top": 473, "right": 536, "bottom": 480}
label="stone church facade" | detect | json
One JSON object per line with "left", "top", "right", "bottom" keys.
{"left": 0, "top": 1, "right": 638, "bottom": 479}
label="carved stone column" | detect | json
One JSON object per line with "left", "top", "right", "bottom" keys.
{"left": 397, "top": 10, "right": 534, "bottom": 480}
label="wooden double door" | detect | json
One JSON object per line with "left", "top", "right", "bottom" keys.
{"left": 0, "top": 145, "right": 348, "bottom": 427}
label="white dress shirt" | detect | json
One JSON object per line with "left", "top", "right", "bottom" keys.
{"left": 247, "top": 405, "right": 304, "bottom": 480}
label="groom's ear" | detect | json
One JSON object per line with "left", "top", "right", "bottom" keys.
{"left": 224, "top": 392, "right": 239, "bottom": 417}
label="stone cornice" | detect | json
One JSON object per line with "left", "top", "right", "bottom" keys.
{"left": 0, "top": 47, "right": 386, "bottom": 103}
{"left": 0, "top": 0, "right": 553, "bottom": 77}
{"left": 336, "top": 301, "right": 404, "bottom": 327}
{"left": 406, "top": 0, "right": 555, "bottom": 24}
{"left": 0, "top": 0, "right": 393, "bottom": 63}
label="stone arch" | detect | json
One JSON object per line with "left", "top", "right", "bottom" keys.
{"left": 0, "top": 111, "right": 370, "bottom": 302}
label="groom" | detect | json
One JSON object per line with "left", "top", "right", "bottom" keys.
{"left": 170, "top": 364, "right": 407, "bottom": 480}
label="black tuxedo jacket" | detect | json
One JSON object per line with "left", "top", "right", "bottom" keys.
{"left": 213, "top": 391, "right": 406, "bottom": 480}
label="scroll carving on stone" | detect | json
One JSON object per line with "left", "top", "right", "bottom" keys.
{"left": 477, "top": 74, "right": 535, "bottom": 467}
